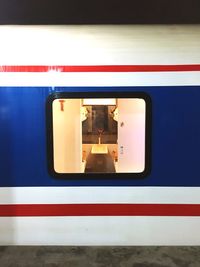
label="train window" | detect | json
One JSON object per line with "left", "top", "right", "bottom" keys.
{"left": 47, "top": 92, "right": 151, "bottom": 178}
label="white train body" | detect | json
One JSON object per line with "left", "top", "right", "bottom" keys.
{"left": 0, "top": 25, "right": 200, "bottom": 245}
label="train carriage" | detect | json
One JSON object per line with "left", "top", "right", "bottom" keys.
{"left": 0, "top": 25, "right": 200, "bottom": 245}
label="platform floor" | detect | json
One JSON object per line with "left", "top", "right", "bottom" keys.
{"left": 0, "top": 246, "right": 200, "bottom": 267}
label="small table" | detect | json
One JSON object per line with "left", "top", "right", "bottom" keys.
{"left": 91, "top": 144, "right": 108, "bottom": 154}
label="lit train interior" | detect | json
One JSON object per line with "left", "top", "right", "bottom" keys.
{"left": 52, "top": 98, "right": 146, "bottom": 174}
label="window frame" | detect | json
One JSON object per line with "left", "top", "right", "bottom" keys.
{"left": 46, "top": 91, "right": 151, "bottom": 179}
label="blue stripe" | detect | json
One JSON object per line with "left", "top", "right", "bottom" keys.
{"left": 0, "top": 86, "right": 200, "bottom": 187}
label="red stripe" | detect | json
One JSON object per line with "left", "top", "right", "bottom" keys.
{"left": 1, "top": 204, "right": 200, "bottom": 216}
{"left": 1, "top": 65, "right": 200, "bottom": 72}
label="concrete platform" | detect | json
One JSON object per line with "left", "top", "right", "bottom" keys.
{"left": 0, "top": 246, "right": 200, "bottom": 267}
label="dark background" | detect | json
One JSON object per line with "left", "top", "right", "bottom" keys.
{"left": 0, "top": 0, "right": 200, "bottom": 24}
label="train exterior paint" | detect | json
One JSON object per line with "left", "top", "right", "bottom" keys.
{"left": 0, "top": 25, "right": 200, "bottom": 245}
